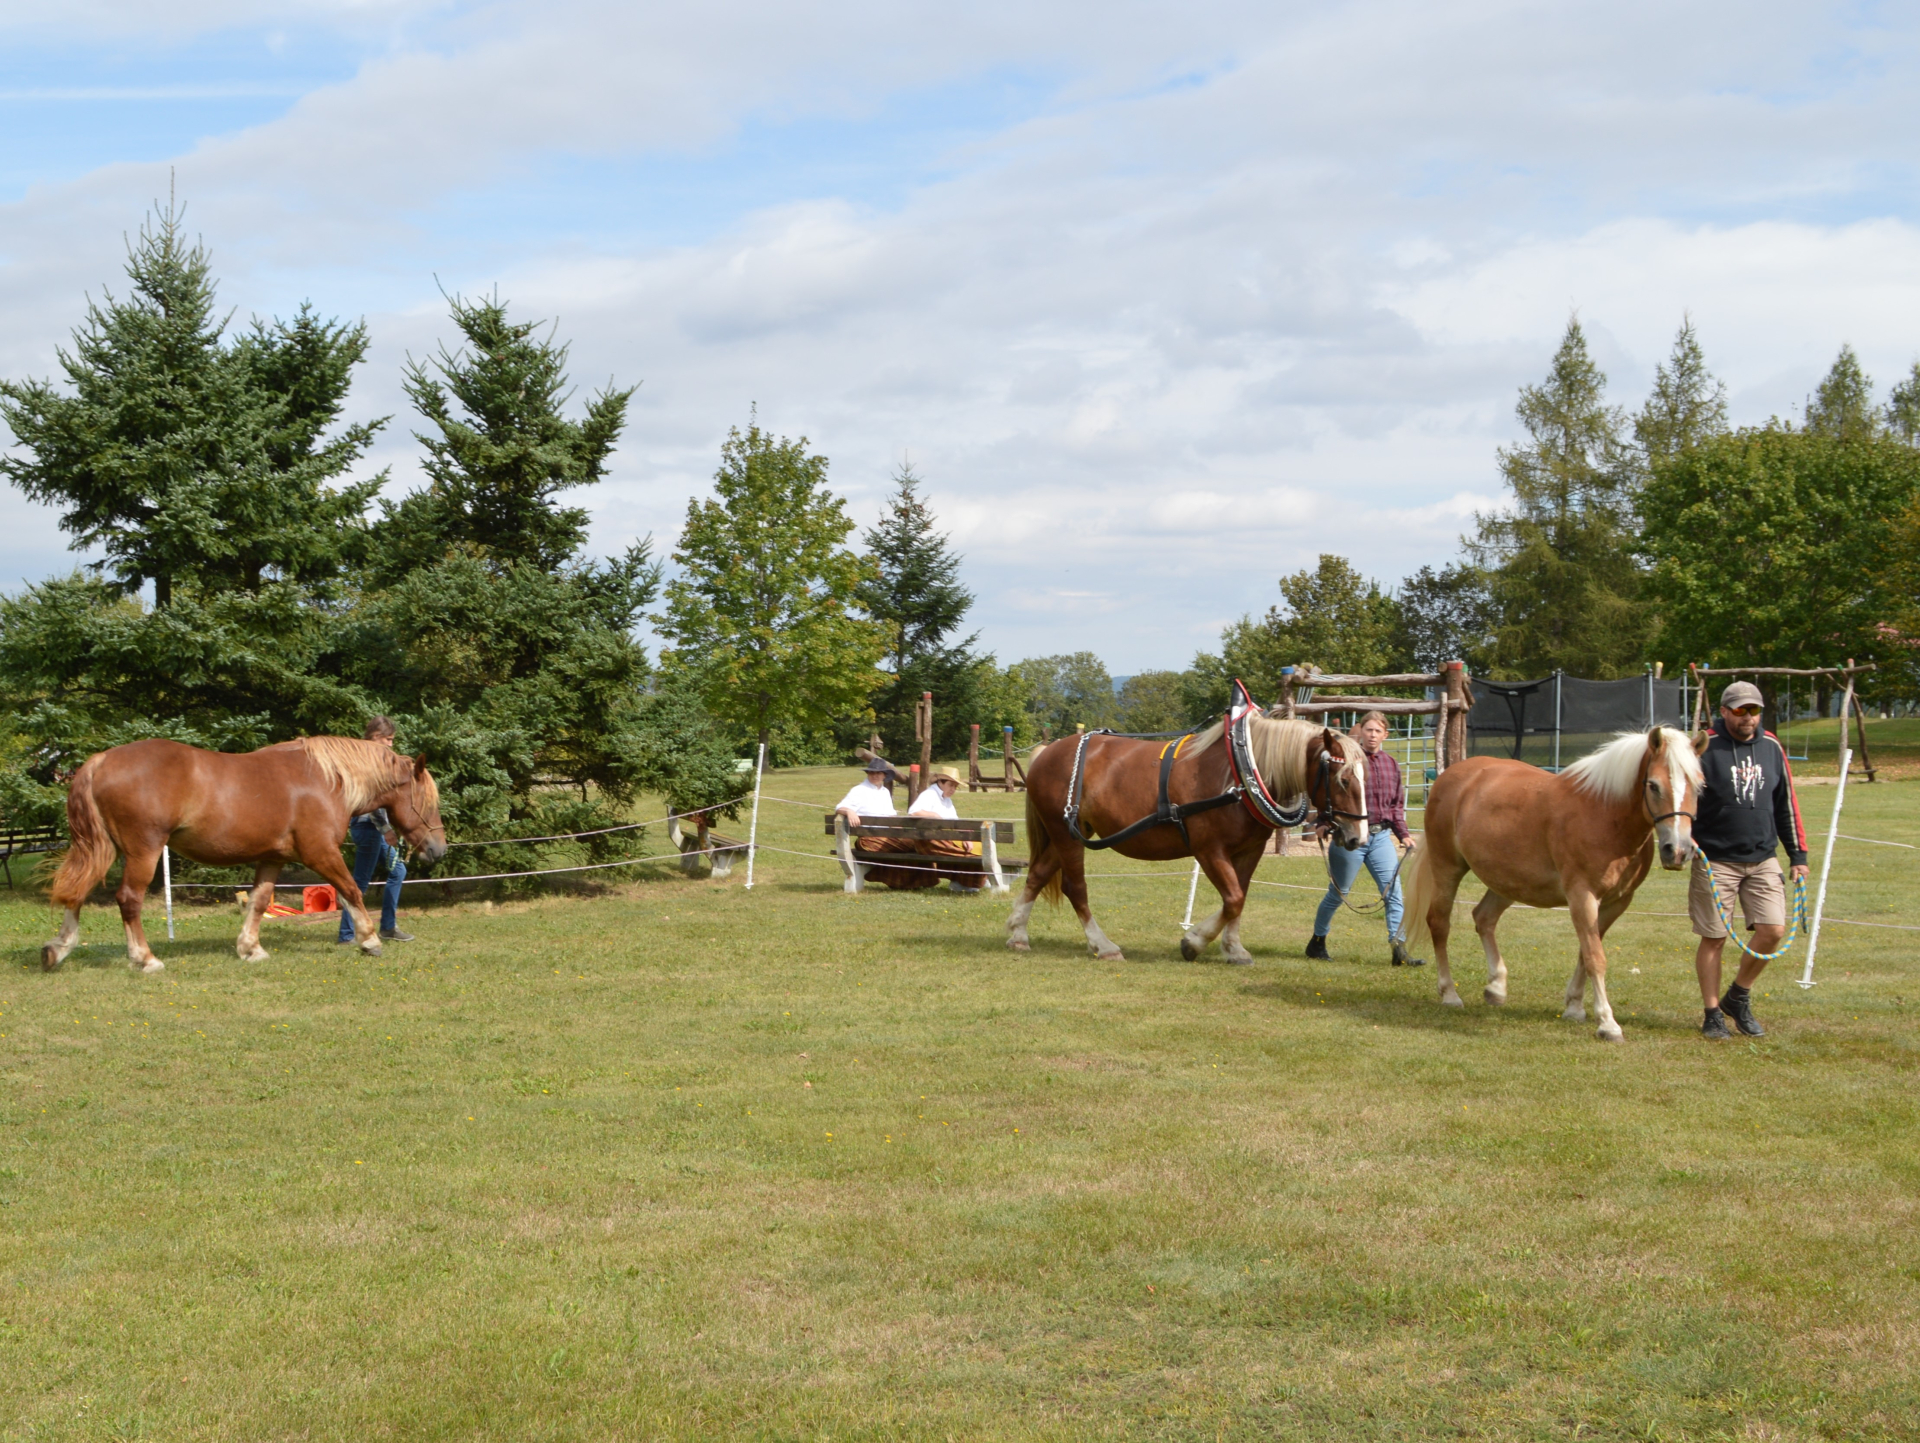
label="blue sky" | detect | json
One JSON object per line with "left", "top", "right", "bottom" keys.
{"left": 3, "top": 1, "right": 1919, "bottom": 671}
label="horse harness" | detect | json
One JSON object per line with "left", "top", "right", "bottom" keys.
{"left": 1062, "top": 679, "right": 1339, "bottom": 851}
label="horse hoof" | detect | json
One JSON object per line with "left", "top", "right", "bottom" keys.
{"left": 40, "top": 945, "right": 63, "bottom": 972}
{"left": 1006, "top": 938, "right": 1030, "bottom": 953}
{"left": 1562, "top": 1005, "right": 1587, "bottom": 1023}
{"left": 1225, "top": 955, "right": 1255, "bottom": 967}
{"left": 1483, "top": 988, "right": 1506, "bottom": 1006}
{"left": 1596, "top": 1025, "right": 1624, "bottom": 1043}
{"left": 137, "top": 957, "right": 165, "bottom": 975}
{"left": 1440, "top": 990, "right": 1465, "bottom": 1009}
{"left": 362, "top": 944, "right": 382, "bottom": 958}
{"left": 1180, "top": 937, "right": 1201, "bottom": 961}
{"left": 241, "top": 948, "right": 268, "bottom": 964}
{"left": 1096, "top": 950, "right": 1125, "bottom": 962}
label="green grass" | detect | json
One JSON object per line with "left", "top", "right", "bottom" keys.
{"left": 1, "top": 768, "right": 1916, "bottom": 1440}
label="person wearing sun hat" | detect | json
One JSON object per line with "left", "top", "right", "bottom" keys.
{"left": 909, "top": 764, "right": 987, "bottom": 892}
{"left": 1691, "top": 679, "right": 1809, "bottom": 1040}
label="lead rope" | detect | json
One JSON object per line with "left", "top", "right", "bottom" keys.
{"left": 1696, "top": 856, "right": 1807, "bottom": 962}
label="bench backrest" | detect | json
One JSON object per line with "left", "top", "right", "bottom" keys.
{"left": 824, "top": 814, "right": 1014, "bottom": 842}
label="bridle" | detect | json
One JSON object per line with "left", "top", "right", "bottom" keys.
{"left": 1642, "top": 750, "right": 1697, "bottom": 830}
{"left": 1309, "top": 744, "right": 1369, "bottom": 833}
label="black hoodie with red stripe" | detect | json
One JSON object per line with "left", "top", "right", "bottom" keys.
{"left": 1695, "top": 718, "right": 1808, "bottom": 868}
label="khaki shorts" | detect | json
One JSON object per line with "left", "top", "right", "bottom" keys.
{"left": 1689, "top": 857, "right": 1787, "bottom": 939}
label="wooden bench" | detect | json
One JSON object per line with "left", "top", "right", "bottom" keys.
{"left": 0, "top": 824, "right": 63, "bottom": 887}
{"left": 667, "top": 812, "right": 751, "bottom": 879}
{"left": 822, "top": 814, "right": 1025, "bottom": 895}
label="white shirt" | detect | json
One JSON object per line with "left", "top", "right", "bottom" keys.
{"left": 910, "top": 785, "right": 959, "bottom": 820}
{"left": 834, "top": 780, "right": 896, "bottom": 818}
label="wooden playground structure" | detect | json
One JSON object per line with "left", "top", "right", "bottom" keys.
{"left": 1687, "top": 659, "right": 1878, "bottom": 782}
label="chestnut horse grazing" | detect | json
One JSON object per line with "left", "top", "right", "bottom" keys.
{"left": 43, "top": 737, "right": 447, "bottom": 974}
{"left": 1010, "top": 714, "right": 1368, "bottom": 963}
{"left": 1399, "top": 727, "right": 1701, "bottom": 1041}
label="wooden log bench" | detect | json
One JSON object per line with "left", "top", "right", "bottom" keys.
{"left": 823, "top": 814, "right": 1024, "bottom": 895}
{"left": 667, "top": 812, "right": 751, "bottom": 879}
{"left": 0, "top": 824, "right": 63, "bottom": 887}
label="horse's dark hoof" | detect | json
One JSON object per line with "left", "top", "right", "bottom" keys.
{"left": 1180, "top": 937, "right": 1201, "bottom": 961}
{"left": 1226, "top": 955, "right": 1255, "bottom": 967}
{"left": 40, "top": 945, "right": 61, "bottom": 972}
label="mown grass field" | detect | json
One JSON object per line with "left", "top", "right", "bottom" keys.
{"left": 1, "top": 764, "right": 1916, "bottom": 1441}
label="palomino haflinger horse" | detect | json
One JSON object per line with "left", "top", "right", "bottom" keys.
{"left": 1009, "top": 683, "right": 1370, "bottom": 963}
{"left": 42, "top": 737, "right": 448, "bottom": 974}
{"left": 1398, "top": 727, "right": 1701, "bottom": 1041}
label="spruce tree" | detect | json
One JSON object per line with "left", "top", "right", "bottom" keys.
{"left": 0, "top": 203, "right": 382, "bottom": 604}
{"left": 375, "top": 292, "right": 633, "bottom": 579}
{"left": 857, "top": 462, "right": 982, "bottom": 758}
{"left": 1887, "top": 362, "right": 1920, "bottom": 445}
{"left": 1471, "top": 316, "right": 1649, "bottom": 676}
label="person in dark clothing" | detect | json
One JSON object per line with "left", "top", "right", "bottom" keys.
{"left": 1690, "top": 681, "right": 1808, "bottom": 1039}
{"left": 336, "top": 716, "right": 413, "bottom": 944}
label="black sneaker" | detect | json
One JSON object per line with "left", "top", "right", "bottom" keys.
{"left": 379, "top": 928, "right": 415, "bottom": 943}
{"left": 1305, "top": 934, "right": 1330, "bottom": 960}
{"left": 1720, "top": 985, "right": 1764, "bottom": 1037}
{"left": 1390, "top": 939, "right": 1425, "bottom": 968}
{"left": 1701, "top": 1006, "right": 1732, "bottom": 1040}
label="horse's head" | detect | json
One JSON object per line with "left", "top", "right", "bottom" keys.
{"left": 377, "top": 754, "right": 448, "bottom": 864}
{"left": 1643, "top": 727, "right": 1700, "bottom": 870}
{"left": 1315, "top": 727, "right": 1369, "bottom": 852}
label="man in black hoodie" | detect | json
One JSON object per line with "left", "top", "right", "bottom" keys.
{"left": 1690, "top": 681, "right": 1809, "bottom": 1039}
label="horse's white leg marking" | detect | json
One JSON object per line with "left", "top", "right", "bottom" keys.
{"left": 1472, "top": 892, "right": 1512, "bottom": 1006}
{"left": 1562, "top": 960, "right": 1587, "bottom": 1023}
{"left": 1218, "top": 914, "right": 1253, "bottom": 966}
{"left": 1567, "top": 892, "right": 1620, "bottom": 1041}
{"left": 1082, "top": 914, "right": 1124, "bottom": 961}
{"left": 349, "top": 895, "right": 381, "bottom": 956}
{"left": 235, "top": 878, "right": 275, "bottom": 963}
{"left": 1590, "top": 967, "right": 1623, "bottom": 1043}
{"left": 1005, "top": 893, "right": 1036, "bottom": 951}
{"left": 42, "top": 908, "right": 81, "bottom": 969}
{"left": 1180, "top": 906, "right": 1226, "bottom": 960}
{"left": 1433, "top": 909, "right": 1464, "bottom": 1008}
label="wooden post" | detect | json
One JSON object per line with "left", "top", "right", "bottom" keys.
{"left": 909, "top": 764, "right": 921, "bottom": 798}
{"left": 1280, "top": 665, "right": 1297, "bottom": 720}
{"left": 1443, "top": 661, "right": 1468, "bottom": 771}
{"left": 1844, "top": 660, "right": 1876, "bottom": 782}
{"left": 916, "top": 692, "right": 934, "bottom": 788}
{"left": 1003, "top": 726, "right": 1017, "bottom": 792}
{"left": 968, "top": 723, "right": 982, "bottom": 791}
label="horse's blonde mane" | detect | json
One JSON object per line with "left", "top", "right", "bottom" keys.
{"left": 290, "top": 736, "right": 414, "bottom": 813}
{"left": 1563, "top": 727, "right": 1703, "bottom": 804}
{"left": 1185, "top": 713, "right": 1360, "bottom": 796}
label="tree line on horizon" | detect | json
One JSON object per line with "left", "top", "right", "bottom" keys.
{"left": 5, "top": 207, "right": 1919, "bottom": 858}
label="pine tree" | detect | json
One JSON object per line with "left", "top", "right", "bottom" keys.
{"left": 858, "top": 462, "right": 981, "bottom": 757}
{"left": 0, "top": 202, "right": 382, "bottom": 605}
{"left": 1634, "top": 317, "right": 1729, "bottom": 467}
{"left": 1805, "top": 344, "right": 1880, "bottom": 439}
{"left": 1471, "top": 316, "right": 1648, "bottom": 676}
{"left": 375, "top": 292, "right": 633, "bottom": 579}
{"left": 658, "top": 422, "right": 888, "bottom": 753}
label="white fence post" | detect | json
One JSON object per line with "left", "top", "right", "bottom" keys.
{"left": 1800, "top": 746, "right": 1850, "bottom": 989}
{"left": 1182, "top": 860, "right": 1201, "bottom": 929}
{"left": 162, "top": 844, "right": 175, "bottom": 941}
{"left": 743, "top": 742, "right": 767, "bottom": 890}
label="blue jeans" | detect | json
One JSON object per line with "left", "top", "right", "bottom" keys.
{"left": 339, "top": 816, "right": 405, "bottom": 940}
{"left": 1313, "top": 829, "right": 1404, "bottom": 941}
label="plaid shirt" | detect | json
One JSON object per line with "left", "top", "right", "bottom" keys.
{"left": 1360, "top": 748, "right": 1408, "bottom": 842}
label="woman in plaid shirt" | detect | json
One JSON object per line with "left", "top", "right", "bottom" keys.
{"left": 1306, "top": 710, "right": 1424, "bottom": 967}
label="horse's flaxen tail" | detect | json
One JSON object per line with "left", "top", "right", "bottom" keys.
{"left": 1397, "top": 836, "right": 1434, "bottom": 953}
{"left": 1024, "top": 786, "right": 1062, "bottom": 906}
{"left": 51, "top": 755, "right": 117, "bottom": 911}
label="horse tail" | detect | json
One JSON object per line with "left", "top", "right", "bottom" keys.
{"left": 1398, "top": 835, "right": 1434, "bottom": 953}
{"left": 1025, "top": 785, "right": 1062, "bottom": 906}
{"left": 52, "top": 755, "right": 117, "bottom": 911}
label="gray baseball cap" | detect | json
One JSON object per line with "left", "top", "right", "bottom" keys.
{"left": 1720, "top": 681, "right": 1764, "bottom": 710}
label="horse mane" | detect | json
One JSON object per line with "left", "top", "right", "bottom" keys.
{"left": 1563, "top": 727, "right": 1703, "bottom": 804}
{"left": 289, "top": 737, "right": 413, "bottom": 813}
{"left": 1185, "top": 714, "right": 1359, "bottom": 795}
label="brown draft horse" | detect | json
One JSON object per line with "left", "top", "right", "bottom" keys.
{"left": 42, "top": 737, "right": 448, "bottom": 974}
{"left": 1399, "top": 727, "right": 1701, "bottom": 1041}
{"left": 1010, "top": 714, "right": 1368, "bottom": 963}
